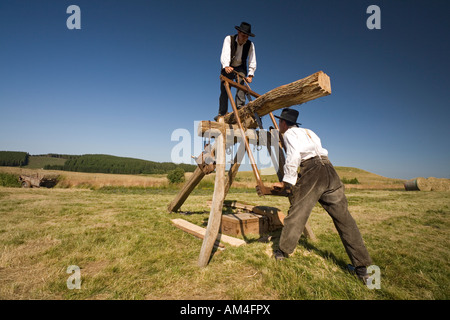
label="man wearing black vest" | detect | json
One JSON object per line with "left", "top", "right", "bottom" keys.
{"left": 217, "top": 22, "right": 257, "bottom": 120}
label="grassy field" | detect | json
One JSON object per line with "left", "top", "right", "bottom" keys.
{"left": 0, "top": 163, "right": 406, "bottom": 190}
{"left": 0, "top": 179, "right": 448, "bottom": 300}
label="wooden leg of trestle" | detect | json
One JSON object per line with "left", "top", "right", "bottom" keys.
{"left": 167, "top": 166, "right": 205, "bottom": 213}
{"left": 198, "top": 133, "right": 226, "bottom": 267}
{"left": 167, "top": 141, "right": 217, "bottom": 213}
{"left": 303, "top": 222, "right": 317, "bottom": 242}
{"left": 224, "top": 142, "right": 246, "bottom": 197}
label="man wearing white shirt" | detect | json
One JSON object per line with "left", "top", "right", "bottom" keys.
{"left": 265, "top": 108, "right": 372, "bottom": 283}
{"left": 217, "top": 22, "right": 257, "bottom": 119}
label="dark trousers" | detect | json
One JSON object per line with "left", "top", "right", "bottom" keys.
{"left": 218, "top": 66, "right": 247, "bottom": 116}
{"left": 280, "top": 156, "right": 372, "bottom": 267}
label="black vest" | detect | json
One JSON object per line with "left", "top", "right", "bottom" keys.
{"left": 230, "top": 34, "right": 252, "bottom": 74}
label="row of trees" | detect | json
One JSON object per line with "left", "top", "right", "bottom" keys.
{"left": 0, "top": 151, "right": 29, "bottom": 167}
{"left": 35, "top": 153, "right": 80, "bottom": 160}
{"left": 44, "top": 154, "right": 196, "bottom": 174}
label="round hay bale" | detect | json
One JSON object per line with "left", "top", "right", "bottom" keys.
{"left": 428, "top": 177, "right": 450, "bottom": 191}
{"left": 416, "top": 177, "right": 432, "bottom": 191}
{"left": 404, "top": 178, "right": 419, "bottom": 191}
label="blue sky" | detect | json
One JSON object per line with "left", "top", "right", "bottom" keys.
{"left": 0, "top": 0, "right": 449, "bottom": 179}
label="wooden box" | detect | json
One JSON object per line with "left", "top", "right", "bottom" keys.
{"left": 220, "top": 212, "right": 269, "bottom": 237}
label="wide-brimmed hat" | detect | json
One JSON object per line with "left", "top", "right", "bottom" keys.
{"left": 274, "top": 108, "right": 301, "bottom": 126}
{"left": 235, "top": 22, "right": 255, "bottom": 37}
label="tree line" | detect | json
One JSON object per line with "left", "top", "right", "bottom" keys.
{"left": 35, "top": 153, "right": 80, "bottom": 160}
{"left": 0, "top": 151, "right": 29, "bottom": 167}
{"left": 43, "top": 154, "right": 196, "bottom": 174}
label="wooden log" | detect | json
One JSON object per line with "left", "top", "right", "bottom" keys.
{"left": 171, "top": 219, "right": 246, "bottom": 248}
{"left": 198, "top": 132, "right": 226, "bottom": 267}
{"left": 223, "top": 71, "right": 331, "bottom": 127}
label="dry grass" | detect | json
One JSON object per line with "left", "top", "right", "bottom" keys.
{"left": 0, "top": 186, "right": 448, "bottom": 300}
{"left": 0, "top": 167, "right": 168, "bottom": 189}
{"left": 0, "top": 164, "right": 408, "bottom": 191}
{"left": 0, "top": 165, "right": 448, "bottom": 300}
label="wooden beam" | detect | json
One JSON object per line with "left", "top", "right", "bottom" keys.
{"left": 224, "top": 80, "right": 264, "bottom": 191}
{"left": 167, "top": 141, "right": 217, "bottom": 212}
{"left": 171, "top": 219, "right": 246, "bottom": 247}
{"left": 167, "top": 166, "right": 205, "bottom": 212}
{"left": 303, "top": 223, "right": 317, "bottom": 242}
{"left": 198, "top": 131, "right": 227, "bottom": 267}
{"left": 198, "top": 121, "right": 250, "bottom": 136}
{"left": 197, "top": 121, "right": 260, "bottom": 142}
{"left": 223, "top": 71, "right": 331, "bottom": 127}
{"left": 220, "top": 74, "right": 260, "bottom": 98}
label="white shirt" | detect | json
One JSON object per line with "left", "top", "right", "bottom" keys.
{"left": 220, "top": 35, "right": 256, "bottom": 76}
{"left": 282, "top": 127, "right": 329, "bottom": 185}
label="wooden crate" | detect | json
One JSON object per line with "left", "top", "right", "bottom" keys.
{"left": 220, "top": 212, "right": 269, "bottom": 237}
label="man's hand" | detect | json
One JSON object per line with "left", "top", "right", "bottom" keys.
{"left": 272, "top": 182, "right": 285, "bottom": 190}
{"left": 225, "top": 66, "right": 234, "bottom": 74}
{"left": 245, "top": 75, "right": 253, "bottom": 83}
{"left": 256, "top": 184, "right": 269, "bottom": 197}
{"left": 256, "top": 182, "right": 291, "bottom": 197}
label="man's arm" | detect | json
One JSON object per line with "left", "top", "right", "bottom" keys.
{"left": 256, "top": 130, "right": 300, "bottom": 197}
{"left": 220, "top": 36, "right": 232, "bottom": 72}
{"left": 246, "top": 42, "right": 256, "bottom": 82}
{"left": 282, "top": 130, "right": 302, "bottom": 186}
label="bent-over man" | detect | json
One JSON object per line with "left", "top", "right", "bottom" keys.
{"left": 260, "top": 108, "right": 372, "bottom": 283}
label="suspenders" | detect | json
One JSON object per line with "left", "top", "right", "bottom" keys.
{"left": 305, "top": 129, "right": 325, "bottom": 166}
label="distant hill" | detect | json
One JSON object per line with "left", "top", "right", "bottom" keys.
{"left": 233, "top": 165, "right": 405, "bottom": 189}
{"left": 0, "top": 151, "right": 29, "bottom": 167}
{"left": 42, "top": 154, "right": 196, "bottom": 174}
{"left": 1, "top": 152, "right": 196, "bottom": 175}
{"left": 25, "top": 155, "right": 69, "bottom": 169}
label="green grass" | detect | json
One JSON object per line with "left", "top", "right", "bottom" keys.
{"left": 341, "top": 177, "right": 360, "bottom": 184}
{"left": 0, "top": 173, "right": 21, "bottom": 187}
{"left": 0, "top": 186, "right": 448, "bottom": 300}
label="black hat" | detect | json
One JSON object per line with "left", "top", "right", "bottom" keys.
{"left": 274, "top": 108, "right": 301, "bottom": 126}
{"left": 235, "top": 22, "right": 255, "bottom": 37}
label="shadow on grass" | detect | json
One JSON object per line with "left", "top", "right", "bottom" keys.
{"left": 263, "top": 230, "right": 349, "bottom": 271}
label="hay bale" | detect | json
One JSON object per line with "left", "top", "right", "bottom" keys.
{"left": 404, "top": 179, "right": 419, "bottom": 191}
{"left": 405, "top": 177, "right": 450, "bottom": 191}
{"left": 416, "top": 177, "right": 432, "bottom": 191}
{"left": 428, "top": 177, "right": 450, "bottom": 191}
